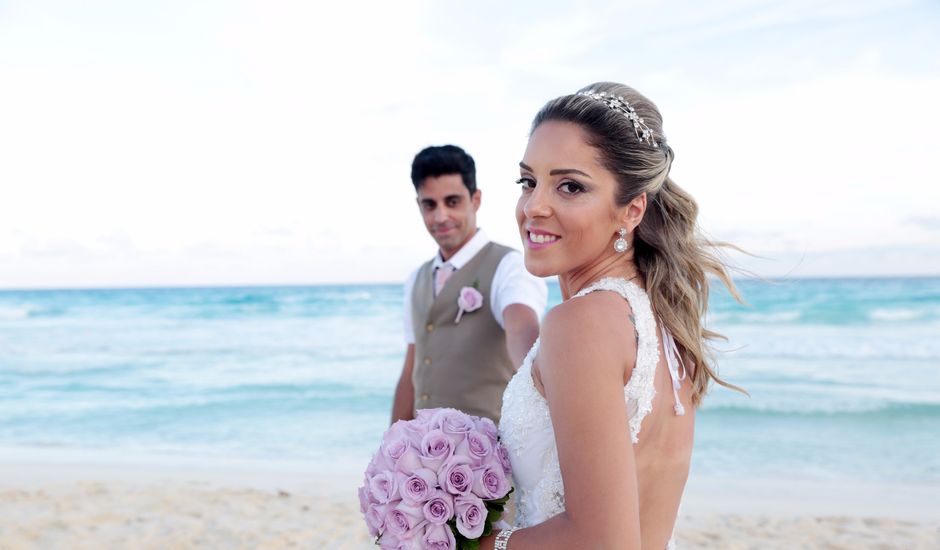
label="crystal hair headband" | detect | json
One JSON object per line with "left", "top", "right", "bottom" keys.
{"left": 576, "top": 90, "right": 659, "bottom": 148}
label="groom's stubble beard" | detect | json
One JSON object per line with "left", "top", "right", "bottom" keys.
{"left": 432, "top": 221, "right": 477, "bottom": 259}
{"left": 430, "top": 209, "right": 480, "bottom": 259}
{"left": 415, "top": 174, "right": 481, "bottom": 259}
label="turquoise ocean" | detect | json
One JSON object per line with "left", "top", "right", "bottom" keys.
{"left": 1, "top": 278, "right": 938, "bottom": 482}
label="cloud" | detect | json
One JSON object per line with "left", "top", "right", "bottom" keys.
{"left": 905, "top": 216, "right": 940, "bottom": 231}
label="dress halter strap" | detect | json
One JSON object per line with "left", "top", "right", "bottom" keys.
{"left": 575, "top": 277, "right": 686, "bottom": 419}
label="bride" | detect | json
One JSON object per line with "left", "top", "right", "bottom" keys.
{"left": 484, "top": 82, "right": 741, "bottom": 549}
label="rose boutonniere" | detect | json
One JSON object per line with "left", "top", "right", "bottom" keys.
{"left": 455, "top": 285, "right": 484, "bottom": 324}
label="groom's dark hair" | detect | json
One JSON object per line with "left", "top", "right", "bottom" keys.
{"left": 410, "top": 145, "right": 477, "bottom": 194}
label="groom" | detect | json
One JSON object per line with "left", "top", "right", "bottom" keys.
{"left": 391, "top": 145, "right": 546, "bottom": 424}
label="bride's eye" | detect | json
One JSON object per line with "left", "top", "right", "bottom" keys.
{"left": 558, "top": 181, "right": 585, "bottom": 195}
{"left": 515, "top": 177, "right": 536, "bottom": 191}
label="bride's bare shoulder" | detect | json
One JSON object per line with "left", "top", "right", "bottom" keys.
{"left": 538, "top": 290, "right": 636, "bottom": 377}
{"left": 545, "top": 290, "right": 635, "bottom": 333}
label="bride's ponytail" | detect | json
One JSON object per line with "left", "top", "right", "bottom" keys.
{"left": 635, "top": 172, "right": 745, "bottom": 403}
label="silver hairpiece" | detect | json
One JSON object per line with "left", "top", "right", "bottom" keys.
{"left": 576, "top": 90, "right": 659, "bottom": 148}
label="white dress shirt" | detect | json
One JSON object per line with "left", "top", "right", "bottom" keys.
{"left": 403, "top": 229, "right": 548, "bottom": 344}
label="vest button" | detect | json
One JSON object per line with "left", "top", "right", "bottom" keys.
{"left": 423, "top": 357, "right": 432, "bottom": 365}
{"left": 421, "top": 394, "right": 429, "bottom": 401}
{"left": 426, "top": 323, "right": 434, "bottom": 332}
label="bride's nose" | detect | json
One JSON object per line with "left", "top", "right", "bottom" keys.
{"left": 522, "top": 185, "right": 552, "bottom": 219}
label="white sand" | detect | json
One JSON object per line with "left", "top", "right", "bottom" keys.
{"left": 1, "top": 448, "right": 937, "bottom": 549}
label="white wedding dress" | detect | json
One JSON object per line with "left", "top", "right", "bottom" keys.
{"left": 499, "top": 277, "right": 685, "bottom": 548}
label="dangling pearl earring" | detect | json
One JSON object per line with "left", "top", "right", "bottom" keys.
{"left": 614, "top": 228, "right": 629, "bottom": 253}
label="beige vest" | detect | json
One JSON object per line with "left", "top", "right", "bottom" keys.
{"left": 411, "top": 242, "right": 515, "bottom": 423}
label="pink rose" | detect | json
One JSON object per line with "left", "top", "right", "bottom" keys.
{"left": 401, "top": 418, "right": 429, "bottom": 445}
{"left": 368, "top": 451, "right": 395, "bottom": 477}
{"left": 386, "top": 420, "right": 408, "bottom": 438}
{"left": 433, "top": 409, "right": 475, "bottom": 432}
{"left": 399, "top": 468, "right": 437, "bottom": 505}
{"left": 496, "top": 444, "right": 512, "bottom": 476}
{"left": 454, "top": 495, "right": 486, "bottom": 539}
{"left": 415, "top": 409, "right": 437, "bottom": 424}
{"left": 358, "top": 483, "right": 373, "bottom": 514}
{"left": 423, "top": 523, "right": 457, "bottom": 550}
{"left": 458, "top": 287, "right": 483, "bottom": 312}
{"left": 437, "top": 456, "right": 473, "bottom": 496}
{"left": 433, "top": 408, "right": 475, "bottom": 447}
{"left": 385, "top": 501, "right": 427, "bottom": 540}
{"left": 472, "top": 461, "right": 510, "bottom": 500}
{"left": 454, "top": 286, "right": 484, "bottom": 324}
{"left": 366, "top": 502, "right": 389, "bottom": 537}
{"left": 369, "top": 470, "right": 399, "bottom": 504}
{"left": 378, "top": 533, "right": 399, "bottom": 550}
{"left": 382, "top": 432, "right": 411, "bottom": 463}
{"left": 390, "top": 417, "right": 428, "bottom": 451}
{"left": 395, "top": 445, "right": 423, "bottom": 475}
{"left": 419, "top": 429, "right": 454, "bottom": 470}
{"left": 474, "top": 417, "right": 499, "bottom": 445}
{"left": 455, "top": 430, "right": 493, "bottom": 467}
{"left": 378, "top": 532, "right": 411, "bottom": 550}
{"left": 422, "top": 489, "right": 455, "bottom": 525}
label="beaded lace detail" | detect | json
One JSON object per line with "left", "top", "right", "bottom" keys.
{"left": 574, "top": 278, "right": 662, "bottom": 444}
{"left": 498, "top": 277, "right": 662, "bottom": 528}
{"left": 498, "top": 339, "right": 561, "bottom": 528}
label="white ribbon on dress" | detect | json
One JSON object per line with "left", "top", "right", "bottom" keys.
{"left": 660, "top": 324, "right": 687, "bottom": 416}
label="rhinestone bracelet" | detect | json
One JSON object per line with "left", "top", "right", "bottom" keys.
{"left": 494, "top": 527, "right": 517, "bottom": 550}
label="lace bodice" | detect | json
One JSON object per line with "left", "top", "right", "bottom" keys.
{"left": 498, "top": 277, "right": 684, "bottom": 533}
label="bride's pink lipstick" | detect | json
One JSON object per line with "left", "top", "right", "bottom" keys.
{"left": 525, "top": 228, "right": 561, "bottom": 250}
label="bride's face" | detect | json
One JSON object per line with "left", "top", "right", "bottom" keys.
{"left": 515, "top": 120, "right": 624, "bottom": 277}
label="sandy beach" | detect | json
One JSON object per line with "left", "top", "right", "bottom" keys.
{"left": 2, "top": 448, "right": 937, "bottom": 549}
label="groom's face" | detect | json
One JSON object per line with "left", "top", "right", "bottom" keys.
{"left": 416, "top": 174, "right": 481, "bottom": 259}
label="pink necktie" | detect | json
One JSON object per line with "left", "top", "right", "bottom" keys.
{"left": 434, "top": 264, "right": 455, "bottom": 296}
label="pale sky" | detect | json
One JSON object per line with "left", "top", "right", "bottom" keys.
{"left": 1, "top": 0, "right": 938, "bottom": 288}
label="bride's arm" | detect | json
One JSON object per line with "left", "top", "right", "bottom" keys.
{"left": 481, "top": 292, "right": 641, "bottom": 549}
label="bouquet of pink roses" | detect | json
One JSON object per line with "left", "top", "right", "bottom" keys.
{"left": 359, "top": 408, "right": 514, "bottom": 550}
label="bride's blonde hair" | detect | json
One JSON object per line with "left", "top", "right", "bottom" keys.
{"left": 532, "top": 82, "right": 744, "bottom": 405}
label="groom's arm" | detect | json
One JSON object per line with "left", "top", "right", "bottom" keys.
{"left": 492, "top": 251, "right": 548, "bottom": 367}
{"left": 503, "top": 304, "right": 540, "bottom": 367}
{"left": 390, "top": 344, "right": 416, "bottom": 424}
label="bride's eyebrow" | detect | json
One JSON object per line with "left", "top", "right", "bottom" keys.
{"left": 550, "top": 168, "right": 591, "bottom": 179}
{"left": 518, "top": 162, "right": 592, "bottom": 179}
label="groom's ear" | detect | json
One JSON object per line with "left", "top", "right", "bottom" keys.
{"left": 472, "top": 189, "right": 482, "bottom": 211}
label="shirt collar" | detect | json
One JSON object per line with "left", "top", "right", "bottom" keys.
{"left": 432, "top": 228, "right": 489, "bottom": 271}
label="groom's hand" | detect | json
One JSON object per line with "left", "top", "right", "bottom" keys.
{"left": 503, "top": 304, "right": 540, "bottom": 367}
{"left": 390, "top": 344, "right": 416, "bottom": 424}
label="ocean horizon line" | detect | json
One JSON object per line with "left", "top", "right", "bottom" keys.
{"left": 1, "top": 272, "right": 940, "bottom": 293}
